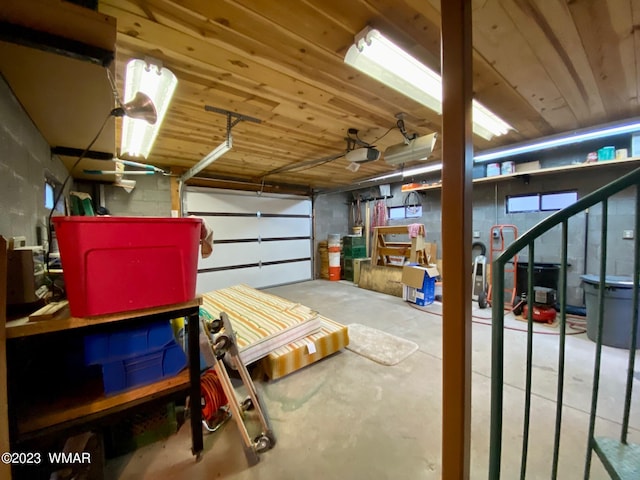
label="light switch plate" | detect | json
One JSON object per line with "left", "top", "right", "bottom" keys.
{"left": 623, "top": 230, "right": 634, "bottom": 239}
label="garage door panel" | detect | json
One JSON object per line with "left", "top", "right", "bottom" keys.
{"left": 256, "top": 262, "right": 312, "bottom": 287}
{"left": 252, "top": 196, "right": 311, "bottom": 215}
{"left": 196, "top": 266, "right": 262, "bottom": 294}
{"left": 187, "top": 187, "right": 312, "bottom": 289}
{"left": 258, "top": 217, "right": 310, "bottom": 237}
{"left": 202, "top": 216, "right": 260, "bottom": 241}
{"left": 187, "top": 190, "right": 256, "bottom": 214}
{"left": 261, "top": 240, "right": 310, "bottom": 262}
{"left": 198, "top": 243, "right": 261, "bottom": 269}
{"left": 187, "top": 189, "right": 310, "bottom": 216}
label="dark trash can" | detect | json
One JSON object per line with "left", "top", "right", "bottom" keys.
{"left": 516, "top": 262, "right": 560, "bottom": 297}
{"left": 581, "top": 274, "right": 640, "bottom": 349}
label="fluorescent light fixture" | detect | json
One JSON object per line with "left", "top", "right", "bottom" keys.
{"left": 384, "top": 133, "right": 438, "bottom": 165}
{"left": 367, "top": 171, "right": 403, "bottom": 183}
{"left": 474, "top": 118, "right": 640, "bottom": 162}
{"left": 120, "top": 58, "right": 178, "bottom": 158}
{"left": 344, "top": 27, "right": 513, "bottom": 141}
{"left": 402, "top": 162, "right": 443, "bottom": 178}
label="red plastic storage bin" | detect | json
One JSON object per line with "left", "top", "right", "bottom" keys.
{"left": 52, "top": 216, "right": 202, "bottom": 317}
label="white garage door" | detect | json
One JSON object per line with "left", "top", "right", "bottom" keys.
{"left": 186, "top": 187, "right": 313, "bottom": 293}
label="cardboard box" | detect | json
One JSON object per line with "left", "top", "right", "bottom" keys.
{"left": 515, "top": 160, "right": 541, "bottom": 173}
{"left": 402, "top": 264, "right": 439, "bottom": 306}
{"left": 7, "top": 247, "right": 46, "bottom": 305}
{"left": 424, "top": 243, "right": 437, "bottom": 264}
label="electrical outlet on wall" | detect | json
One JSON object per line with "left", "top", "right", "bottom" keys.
{"left": 473, "top": 231, "right": 480, "bottom": 238}
{"left": 623, "top": 230, "right": 634, "bottom": 239}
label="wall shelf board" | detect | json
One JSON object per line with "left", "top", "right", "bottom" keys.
{"left": 400, "top": 156, "right": 640, "bottom": 192}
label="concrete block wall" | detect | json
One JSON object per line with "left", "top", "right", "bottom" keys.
{"left": 0, "top": 76, "right": 68, "bottom": 246}
{"left": 313, "top": 191, "right": 350, "bottom": 278}
{"left": 0, "top": 73, "right": 171, "bottom": 249}
{"left": 102, "top": 174, "right": 171, "bottom": 216}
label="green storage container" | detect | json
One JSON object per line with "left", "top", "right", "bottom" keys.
{"left": 343, "top": 245, "right": 367, "bottom": 258}
{"left": 343, "top": 235, "right": 365, "bottom": 247}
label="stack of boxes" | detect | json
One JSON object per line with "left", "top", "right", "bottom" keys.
{"left": 342, "top": 235, "right": 367, "bottom": 282}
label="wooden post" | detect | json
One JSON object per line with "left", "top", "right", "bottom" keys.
{"left": 441, "top": 1, "right": 473, "bottom": 478}
{"left": 170, "top": 167, "right": 184, "bottom": 217}
{"left": 0, "top": 236, "right": 10, "bottom": 480}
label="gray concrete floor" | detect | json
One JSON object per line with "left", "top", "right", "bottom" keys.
{"left": 104, "top": 280, "right": 640, "bottom": 479}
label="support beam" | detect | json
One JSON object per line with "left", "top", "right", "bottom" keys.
{"left": 0, "top": 236, "right": 10, "bottom": 480}
{"left": 170, "top": 167, "right": 185, "bottom": 217}
{"left": 441, "top": 1, "right": 473, "bottom": 478}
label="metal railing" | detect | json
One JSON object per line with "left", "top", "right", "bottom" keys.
{"left": 489, "top": 166, "right": 640, "bottom": 479}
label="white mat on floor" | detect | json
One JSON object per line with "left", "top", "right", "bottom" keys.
{"left": 346, "top": 324, "right": 418, "bottom": 366}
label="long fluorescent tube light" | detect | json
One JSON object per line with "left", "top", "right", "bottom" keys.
{"left": 474, "top": 118, "right": 640, "bottom": 162}
{"left": 344, "top": 27, "right": 513, "bottom": 141}
{"left": 402, "top": 162, "right": 443, "bottom": 178}
{"left": 120, "top": 58, "right": 178, "bottom": 158}
{"left": 367, "top": 171, "right": 403, "bottom": 183}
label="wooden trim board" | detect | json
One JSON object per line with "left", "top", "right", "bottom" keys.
{"left": 6, "top": 297, "right": 202, "bottom": 338}
{"left": 0, "top": 237, "right": 10, "bottom": 480}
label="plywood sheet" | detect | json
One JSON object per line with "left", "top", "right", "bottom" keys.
{"left": 358, "top": 264, "right": 403, "bottom": 298}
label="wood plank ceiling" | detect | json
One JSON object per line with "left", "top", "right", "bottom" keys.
{"left": 97, "top": 0, "right": 640, "bottom": 192}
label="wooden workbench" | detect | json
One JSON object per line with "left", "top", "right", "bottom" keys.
{"left": 371, "top": 224, "right": 429, "bottom": 266}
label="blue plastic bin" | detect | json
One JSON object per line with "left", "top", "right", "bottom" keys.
{"left": 101, "top": 342, "right": 187, "bottom": 395}
{"left": 84, "top": 320, "right": 177, "bottom": 365}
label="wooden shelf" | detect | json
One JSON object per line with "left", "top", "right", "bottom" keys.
{"left": 6, "top": 299, "right": 203, "bottom": 449}
{"left": 16, "top": 370, "right": 190, "bottom": 438}
{"left": 6, "top": 297, "right": 202, "bottom": 338}
{"left": 401, "top": 156, "right": 640, "bottom": 192}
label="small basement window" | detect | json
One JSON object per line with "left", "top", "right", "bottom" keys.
{"left": 507, "top": 190, "right": 577, "bottom": 214}
{"left": 45, "top": 175, "right": 64, "bottom": 212}
{"left": 389, "top": 205, "right": 406, "bottom": 219}
{"left": 388, "top": 204, "right": 423, "bottom": 219}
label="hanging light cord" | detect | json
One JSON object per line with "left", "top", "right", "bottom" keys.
{"left": 45, "top": 111, "right": 114, "bottom": 272}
